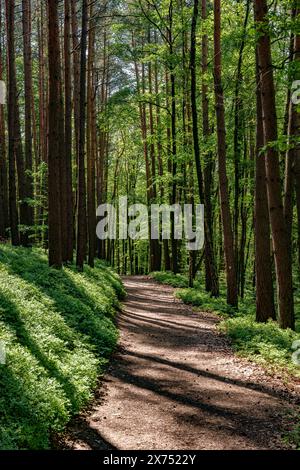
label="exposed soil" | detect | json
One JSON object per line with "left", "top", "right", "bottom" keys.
{"left": 56, "top": 276, "right": 300, "bottom": 450}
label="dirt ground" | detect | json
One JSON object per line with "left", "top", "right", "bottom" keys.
{"left": 57, "top": 276, "right": 300, "bottom": 450}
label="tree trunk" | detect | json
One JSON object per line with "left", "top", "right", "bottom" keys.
{"left": 154, "top": 50, "right": 170, "bottom": 271}
{"left": 48, "top": 0, "right": 62, "bottom": 267}
{"left": 0, "top": 0, "right": 8, "bottom": 238}
{"left": 6, "top": 0, "right": 19, "bottom": 245}
{"left": 191, "top": 0, "right": 219, "bottom": 296}
{"left": 64, "top": 0, "right": 74, "bottom": 262}
{"left": 254, "top": 0, "right": 294, "bottom": 329}
{"left": 255, "top": 50, "right": 276, "bottom": 322}
{"left": 214, "top": 0, "right": 238, "bottom": 307}
{"left": 233, "top": 0, "right": 250, "bottom": 290}
{"left": 87, "top": 3, "right": 96, "bottom": 268}
{"left": 148, "top": 52, "right": 161, "bottom": 271}
{"left": 76, "top": 0, "right": 88, "bottom": 270}
{"left": 289, "top": 8, "right": 300, "bottom": 269}
{"left": 22, "top": 0, "right": 34, "bottom": 236}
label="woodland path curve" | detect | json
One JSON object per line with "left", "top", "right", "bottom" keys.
{"left": 58, "top": 276, "right": 299, "bottom": 450}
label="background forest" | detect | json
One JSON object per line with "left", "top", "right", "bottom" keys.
{"left": 1, "top": 0, "right": 299, "bottom": 327}
{"left": 0, "top": 0, "right": 300, "bottom": 451}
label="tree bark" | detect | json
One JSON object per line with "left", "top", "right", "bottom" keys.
{"left": 22, "top": 0, "right": 34, "bottom": 235}
{"left": 191, "top": 0, "right": 219, "bottom": 297}
{"left": 87, "top": 3, "right": 96, "bottom": 267}
{"left": 76, "top": 0, "right": 88, "bottom": 270}
{"left": 6, "top": 0, "right": 19, "bottom": 245}
{"left": 233, "top": 1, "right": 250, "bottom": 290}
{"left": 0, "top": 0, "right": 8, "bottom": 238}
{"left": 255, "top": 50, "right": 276, "bottom": 322}
{"left": 254, "top": 0, "right": 294, "bottom": 329}
{"left": 214, "top": 0, "right": 238, "bottom": 307}
{"left": 64, "top": 0, "right": 73, "bottom": 262}
{"left": 289, "top": 8, "right": 300, "bottom": 269}
{"left": 48, "top": 0, "right": 62, "bottom": 267}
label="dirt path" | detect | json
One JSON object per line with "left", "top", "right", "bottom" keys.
{"left": 58, "top": 276, "right": 299, "bottom": 450}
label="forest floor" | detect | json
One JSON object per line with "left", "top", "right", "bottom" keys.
{"left": 57, "top": 276, "right": 300, "bottom": 450}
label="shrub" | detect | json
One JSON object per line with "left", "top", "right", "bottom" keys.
{"left": 0, "top": 246, "right": 124, "bottom": 449}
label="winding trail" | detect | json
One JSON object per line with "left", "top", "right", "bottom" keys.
{"left": 59, "top": 276, "right": 299, "bottom": 450}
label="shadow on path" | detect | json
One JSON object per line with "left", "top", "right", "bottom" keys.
{"left": 58, "top": 276, "right": 298, "bottom": 450}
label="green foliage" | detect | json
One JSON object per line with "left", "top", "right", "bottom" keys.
{"left": 151, "top": 271, "right": 199, "bottom": 289}
{"left": 178, "top": 287, "right": 237, "bottom": 316}
{"left": 285, "top": 422, "right": 300, "bottom": 450}
{"left": 220, "top": 317, "right": 300, "bottom": 378}
{"left": 0, "top": 246, "right": 124, "bottom": 450}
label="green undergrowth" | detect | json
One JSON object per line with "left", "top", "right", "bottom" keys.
{"left": 0, "top": 245, "right": 125, "bottom": 450}
{"left": 151, "top": 271, "right": 300, "bottom": 379}
{"left": 151, "top": 271, "right": 200, "bottom": 289}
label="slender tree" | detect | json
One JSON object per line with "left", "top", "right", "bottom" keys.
{"left": 191, "top": 0, "right": 219, "bottom": 297}
{"left": 48, "top": 0, "right": 62, "bottom": 267}
{"left": 87, "top": 2, "right": 96, "bottom": 267}
{"left": 6, "top": 0, "right": 19, "bottom": 246}
{"left": 64, "top": 0, "right": 73, "bottom": 262}
{"left": 76, "top": 0, "right": 88, "bottom": 270}
{"left": 0, "top": 0, "right": 8, "bottom": 238}
{"left": 22, "top": 0, "right": 34, "bottom": 235}
{"left": 255, "top": 50, "right": 276, "bottom": 322}
{"left": 214, "top": 0, "right": 238, "bottom": 307}
{"left": 254, "top": 0, "right": 294, "bottom": 329}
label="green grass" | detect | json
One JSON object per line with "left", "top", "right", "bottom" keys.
{"left": 151, "top": 271, "right": 200, "bottom": 289}
{"left": 0, "top": 245, "right": 125, "bottom": 450}
{"left": 151, "top": 271, "right": 300, "bottom": 379}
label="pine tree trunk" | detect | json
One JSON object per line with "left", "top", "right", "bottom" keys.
{"left": 233, "top": 1, "right": 250, "bottom": 290}
{"left": 154, "top": 51, "right": 170, "bottom": 270}
{"left": 22, "top": 0, "right": 34, "bottom": 235}
{"left": 283, "top": 21, "right": 296, "bottom": 255}
{"left": 255, "top": 50, "right": 276, "bottom": 322}
{"left": 76, "top": 0, "right": 88, "bottom": 270}
{"left": 214, "top": 0, "right": 238, "bottom": 307}
{"left": 170, "top": 64, "right": 178, "bottom": 274}
{"left": 191, "top": 0, "right": 219, "bottom": 297}
{"left": 0, "top": 0, "right": 8, "bottom": 238}
{"left": 48, "top": 0, "right": 62, "bottom": 267}
{"left": 87, "top": 3, "right": 96, "bottom": 268}
{"left": 148, "top": 50, "right": 161, "bottom": 271}
{"left": 289, "top": 8, "right": 300, "bottom": 269}
{"left": 64, "top": 0, "right": 73, "bottom": 262}
{"left": 6, "top": 0, "right": 19, "bottom": 245}
{"left": 37, "top": 2, "right": 47, "bottom": 243}
{"left": 254, "top": 0, "right": 294, "bottom": 329}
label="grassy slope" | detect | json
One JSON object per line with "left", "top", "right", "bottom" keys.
{"left": 151, "top": 272, "right": 300, "bottom": 379}
{"left": 0, "top": 246, "right": 125, "bottom": 450}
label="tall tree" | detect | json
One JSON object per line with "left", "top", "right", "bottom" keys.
{"left": 87, "top": 2, "right": 96, "bottom": 267}
{"left": 288, "top": 6, "right": 300, "bottom": 268}
{"left": 6, "top": 0, "right": 19, "bottom": 246}
{"left": 64, "top": 0, "right": 74, "bottom": 262}
{"left": 255, "top": 50, "right": 276, "bottom": 323}
{"left": 48, "top": 0, "right": 62, "bottom": 267}
{"left": 22, "top": 0, "right": 34, "bottom": 235}
{"left": 233, "top": 0, "right": 250, "bottom": 291}
{"left": 254, "top": 0, "right": 294, "bottom": 329}
{"left": 191, "top": 0, "right": 219, "bottom": 297}
{"left": 76, "top": 0, "right": 88, "bottom": 270}
{"left": 214, "top": 0, "right": 238, "bottom": 307}
{"left": 0, "top": 0, "right": 8, "bottom": 238}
